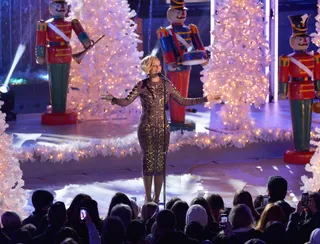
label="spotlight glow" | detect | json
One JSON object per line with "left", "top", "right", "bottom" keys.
{"left": 150, "top": 46, "right": 159, "bottom": 56}
{"left": 0, "top": 44, "right": 26, "bottom": 93}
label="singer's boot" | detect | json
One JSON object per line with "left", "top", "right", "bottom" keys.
{"left": 153, "top": 175, "right": 163, "bottom": 204}
{"left": 143, "top": 176, "right": 153, "bottom": 203}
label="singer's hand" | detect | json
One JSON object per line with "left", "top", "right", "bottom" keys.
{"left": 101, "top": 91, "right": 114, "bottom": 101}
{"left": 207, "top": 94, "right": 222, "bottom": 103}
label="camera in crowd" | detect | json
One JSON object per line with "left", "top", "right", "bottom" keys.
{"left": 301, "top": 192, "right": 309, "bottom": 207}
{"left": 219, "top": 213, "right": 228, "bottom": 229}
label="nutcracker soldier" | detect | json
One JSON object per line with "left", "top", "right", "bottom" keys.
{"left": 157, "top": 0, "right": 208, "bottom": 131}
{"left": 279, "top": 14, "right": 320, "bottom": 164}
{"left": 36, "top": 0, "right": 91, "bottom": 125}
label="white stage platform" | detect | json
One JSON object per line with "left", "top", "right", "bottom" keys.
{"left": 8, "top": 101, "right": 320, "bottom": 217}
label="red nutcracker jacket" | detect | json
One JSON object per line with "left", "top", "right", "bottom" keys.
{"left": 36, "top": 18, "right": 89, "bottom": 64}
{"left": 279, "top": 52, "right": 320, "bottom": 100}
{"left": 157, "top": 24, "right": 206, "bottom": 72}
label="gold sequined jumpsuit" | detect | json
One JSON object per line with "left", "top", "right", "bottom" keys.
{"left": 112, "top": 78, "right": 207, "bottom": 176}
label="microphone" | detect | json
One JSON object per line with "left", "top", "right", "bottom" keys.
{"left": 158, "top": 73, "right": 169, "bottom": 81}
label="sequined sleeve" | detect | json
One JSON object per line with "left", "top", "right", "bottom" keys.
{"left": 111, "top": 81, "right": 142, "bottom": 107}
{"left": 168, "top": 81, "right": 208, "bottom": 106}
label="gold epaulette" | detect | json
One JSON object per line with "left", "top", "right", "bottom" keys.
{"left": 279, "top": 55, "right": 290, "bottom": 67}
{"left": 315, "top": 53, "right": 320, "bottom": 64}
{"left": 189, "top": 24, "right": 199, "bottom": 34}
{"left": 37, "top": 20, "right": 47, "bottom": 31}
{"left": 157, "top": 27, "right": 169, "bottom": 38}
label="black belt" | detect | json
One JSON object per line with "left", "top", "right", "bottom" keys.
{"left": 48, "top": 41, "right": 70, "bottom": 47}
{"left": 291, "top": 77, "right": 312, "bottom": 82}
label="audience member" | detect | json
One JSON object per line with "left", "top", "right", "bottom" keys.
{"left": 130, "top": 199, "right": 139, "bottom": 219}
{"left": 126, "top": 220, "right": 147, "bottom": 244}
{"left": 185, "top": 221, "right": 205, "bottom": 242}
{"left": 287, "top": 192, "right": 320, "bottom": 244}
{"left": 309, "top": 228, "right": 320, "bottom": 244}
{"left": 107, "top": 192, "right": 134, "bottom": 217}
{"left": 206, "top": 194, "right": 224, "bottom": 222}
{"left": 171, "top": 200, "right": 189, "bottom": 232}
{"left": 66, "top": 193, "right": 92, "bottom": 226}
{"left": 155, "top": 209, "right": 199, "bottom": 244}
{"left": 214, "top": 204, "right": 262, "bottom": 243}
{"left": 22, "top": 190, "right": 54, "bottom": 229}
{"left": 165, "top": 197, "right": 181, "bottom": 210}
{"left": 256, "top": 203, "right": 286, "bottom": 232}
{"left": 110, "top": 203, "right": 132, "bottom": 229}
{"left": 101, "top": 216, "right": 126, "bottom": 244}
{"left": 186, "top": 204, "right": 208, "bottom": 228}
{"left": 33, "top": 201, "right": 80, "bottom": 244}
{"left": 233, "top": 190, "right": 260, "bottom": 222}
{"left": 1, "top": 211, "right": 32, "bottom": 243}
{"left": 256, "top": 176, "right": 292, "bottom": 216}
{"left": 253, "top": 195, "right": 264, "bottom": 209}
{"left": 263, "top": 221, "right": 288, "bottom": 244}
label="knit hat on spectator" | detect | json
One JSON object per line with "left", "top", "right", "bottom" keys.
{"left": 309, "top": 228, "right": 320, "bottom": 244}
{"left": 186, "top": 204, "right": 208, "bottom": 227}
{"left": 32, "top": 190, "right": 54, "bottom": 210}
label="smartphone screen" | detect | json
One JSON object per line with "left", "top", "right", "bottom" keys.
{"left": 221, "top": 214, "right": 228, "bottom": 223}
{"left": 219, "top": 214, "right": 228, "bottom": 229}
{"left": 301, "top": 193, "right": 309, "bottom": 207}
{"left": 158, "top": 203, "right": 164, "bottom": 211}
{"left": 80, "top": 208, "right": 87, "bottom": 220}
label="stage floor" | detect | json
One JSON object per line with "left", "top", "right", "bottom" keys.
{"left": 9, "top": 100, "right": 319, "bottom": 217}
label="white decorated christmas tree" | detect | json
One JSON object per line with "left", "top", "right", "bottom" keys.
{"left": 201, "top": 0, "right": 270, "bottom": 130}
{"left": 311, "top": 0, "right": 320, "bottom": 52}
{"left": 0, "top": 101, "right": 27, "bottom": 217}
{"left": 301, "top": 128, "right": 320, "bottom": 192}
{"left": 301, "top": 1, "right": 320, "bottom": 191}
{"left": 67, "top": 0, "right": 143, "bottom": 121}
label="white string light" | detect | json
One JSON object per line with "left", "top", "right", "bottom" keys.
{"left": 14, "top": 127, "right": 309, "bottom": 164}
{"left": 302, "top": 127, "right": 320, "bottom": 192}
{"left": 301, "top": 0, "right": 320, "bottom": 193}
{"left": 311, "top": 0, "right": 320, "bottom": 52}
{"left": 201, "top": 0, "right": 270, "bottom": 130}
{"left": 0, "top": 101, "right": 27, "bottom": 217}
{"left": 66, "top": 0, "right": 143, "bottom": 121}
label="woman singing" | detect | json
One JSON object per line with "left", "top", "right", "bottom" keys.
{"left": 101, "top": 55, "right": 210, "bottom": 203}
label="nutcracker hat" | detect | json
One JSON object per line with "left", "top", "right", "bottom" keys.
{"left": 288, "top": 14, "right": 310, "bottom": 37}
{"left": 169, "top": 0, "right": 188, "bottom": 10}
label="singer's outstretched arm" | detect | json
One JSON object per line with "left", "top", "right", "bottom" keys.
{"left": 111, "top": 81, "right": 142, "bottom": 107}
{"left": 168, "top": 80, "right": 208, "bottom": 106}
